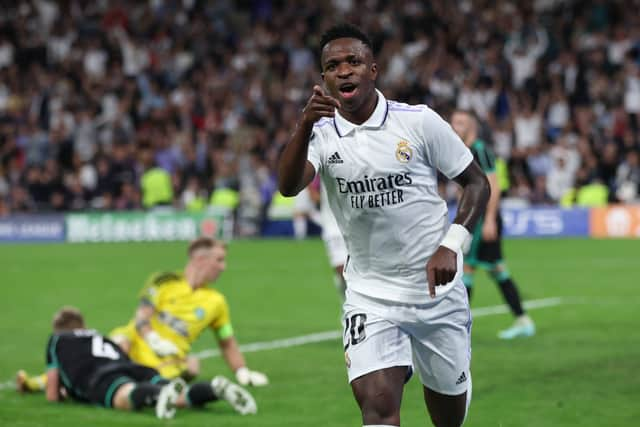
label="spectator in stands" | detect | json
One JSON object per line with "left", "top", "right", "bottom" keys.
{"left": 0, "top": 0, "right": 636, "bottom": 227}
{"left": 615, "top": 150, "right": 640, "bottom": 202}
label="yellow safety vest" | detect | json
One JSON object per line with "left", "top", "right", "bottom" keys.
{"left": 575, "top": 183, "right": 608, "bottom": 207}
{"left": 495, "top": 158, "right": 510, "bottom": 192}
{"left": 186, "top": 195, "right": 206, "bottom": 212}
{"left": 209, "top": 188, "right": 239, "bottom": 211}
{"left": 268, "top": 192, "right": 295, "bottom": 219}
{"left": 560, "top": 188, "right": 577, "bottom": 208}
{"left": 141, "top": 168, "right": 173, "bottom": 208}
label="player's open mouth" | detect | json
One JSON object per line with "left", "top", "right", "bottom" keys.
{"left": 339, "top": 83, "right": 358, "bottom": 99}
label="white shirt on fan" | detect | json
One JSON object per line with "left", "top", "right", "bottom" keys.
{"left": 307, "top": 89, "right": 473, "bottom": 304}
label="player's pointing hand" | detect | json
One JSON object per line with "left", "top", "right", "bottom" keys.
{"left": 301, "top": 85, "right": 341, "bottom": 126}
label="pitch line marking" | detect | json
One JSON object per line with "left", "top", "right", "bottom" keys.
{"left": 0, "top": 297, "right": 565, "bottom": 391}
{"left": 192, "top": 297, "right": 566, "bottom": 360}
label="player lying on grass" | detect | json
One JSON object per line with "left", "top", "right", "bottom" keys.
{"left": 18, "top": 237, "right": 268, "bottom": 392}
{"left": 43, "top": 306, "right": 257, "bottom": 419}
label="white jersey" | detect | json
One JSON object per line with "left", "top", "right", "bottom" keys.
{"left": 307, "top": 90, "right": 473, "bottom": 304}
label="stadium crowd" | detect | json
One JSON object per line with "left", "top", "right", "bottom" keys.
{"left": 0, "top": 0, "right": 639, "bottom": 235}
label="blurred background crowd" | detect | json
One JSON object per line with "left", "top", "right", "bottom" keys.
{"left": 0, "top": 0, "right": 639, "bottom": 235}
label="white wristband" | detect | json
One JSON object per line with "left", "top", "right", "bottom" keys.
{"left": 440, "top": 224, "right": 471, "bottom": 253}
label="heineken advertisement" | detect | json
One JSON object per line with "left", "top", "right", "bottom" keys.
{"left": 66, "top": 212, "right": 229, "bottom": 243}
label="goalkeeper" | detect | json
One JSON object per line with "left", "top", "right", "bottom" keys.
{"left": 18, "top": 237, "right": 268, "bottom": 391}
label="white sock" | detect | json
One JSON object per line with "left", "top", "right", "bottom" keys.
{"left": 363, "top": 425, "right": 398, "bottom": 427}
{"left": 293, "top": 217, "right": 307, "bottom": 239}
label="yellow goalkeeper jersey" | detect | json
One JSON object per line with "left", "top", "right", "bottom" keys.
{"left": 139, "top": 271, "right": 234, "bottom": 354}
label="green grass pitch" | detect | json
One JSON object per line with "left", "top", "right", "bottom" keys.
{"left": 0, "top": 238, "right": 638, "bottom": 426}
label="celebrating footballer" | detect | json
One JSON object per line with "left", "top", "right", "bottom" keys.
{"left": 279, "top": 24, "right": 489, "bottom": 427}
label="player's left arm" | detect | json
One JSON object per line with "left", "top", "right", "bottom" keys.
{"left": 45, "top": 368, "right": 61, "bottom": 402}
{"left": 218, "top": 335, "right": 246, "bottom": 373}
{"left": 422, "top": 108, "right": 490, "bottom": 296}
{"left": 426, "top": 161, "right": 489, "bottom": 296}
{"left": 452, "top": 161, "right": 491, "bottom": 234}
{"left": 217, "top": 336, "right": 269, "bottom": 387}
{"left": 212, "top": 297, "right": 268, "bottom": 386}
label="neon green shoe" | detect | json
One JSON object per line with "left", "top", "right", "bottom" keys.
{"left": 498, "top": 315, "right": 535, "bottom": 339}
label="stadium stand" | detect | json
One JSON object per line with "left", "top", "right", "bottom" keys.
{"left": 0, "top": 0, "right": 638, "bottom": 236}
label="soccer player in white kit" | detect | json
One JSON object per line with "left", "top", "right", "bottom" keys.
{"left": 278, "top": 24, "right": 489, "bottom": 427}
{"left": 294, "top": 183, "right": 349, "bottom": 299}
{"left": 320, "top": 183, "right": 349, "bottom": 299}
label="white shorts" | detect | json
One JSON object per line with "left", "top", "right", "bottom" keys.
{"left": 323, "top": 234, "right": 348, "bottom": 268}
{"left": 342, "top": 281, "right": 472, "bottom": 395}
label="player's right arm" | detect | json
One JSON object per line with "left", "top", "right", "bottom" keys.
{"left": 134, "top": 304, "right": 154, "bottom": 336}
{"left": 134, "top": 274, "right": 180, "bottom": 357}
{"left": 45, "top": 368, "right": 60, "bottom": 402}
{"left": 278, "top": 85, "right": 340, "bottom": 196}
{"left": 135, "top": 308, "right": 179, "bottom": 357}
{"left": 44, "top": 334, "right": 60, "bottom": 401}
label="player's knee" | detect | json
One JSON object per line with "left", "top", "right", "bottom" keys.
{"left": 128, "top": 382, "right": 163, "bottom": 410}
{"left": 183, "top": 356, "right": 200, "bottom": 381}
{"left": 429, "top": 412, "right": 465, "bottom": 427}
{"left": 425, "top": 388, "right": 468, "bottom": 427}
{"left": 428, "top": 402, "right": 466, "bottom": 427}
{"left": 111, "top": 382, "right": 135, "bottom": 411}
{"left": 358, "top": 386, "right": 401, "bottom": 424}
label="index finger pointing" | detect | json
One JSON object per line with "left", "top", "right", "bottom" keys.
{"left": 313, "top": 94, "right": 341, "bottom": 110}
{"left": 313, "top": 85, "right": 325, "bottom": 97}
{"left": 326, "top": 96, "right": 341, "bottom": 109}
{"left": 427, "top": 266, "right": 436, "bottom": 298}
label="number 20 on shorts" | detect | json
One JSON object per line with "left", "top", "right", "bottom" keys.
{"left": 344, "top": 313, "right": 367, "bottom": 350}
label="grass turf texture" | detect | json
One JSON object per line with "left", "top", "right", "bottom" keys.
{"left": 0, "top": 239, "right": 637, "bottom": 426}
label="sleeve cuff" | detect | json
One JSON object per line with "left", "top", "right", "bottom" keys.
{"left": 215, "top": 323, "right": 234, "bottom": 340}
{"left": 446, "top": 151, "right": 473, "bottom": 180}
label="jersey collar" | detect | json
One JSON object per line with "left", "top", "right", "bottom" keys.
{"left": 333, "top": 89, "right": 389, "bottom": 137}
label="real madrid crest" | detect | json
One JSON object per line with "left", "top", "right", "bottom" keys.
{"left": 395, "top": 141, "right": 412, "bottom": 163}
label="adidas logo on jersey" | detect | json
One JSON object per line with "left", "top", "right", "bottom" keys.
{"left": 328, "top": 152, "right": 344, "bottom": 164}
{"left": 456, "top": 372, "right": 467, "bottom": 385}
